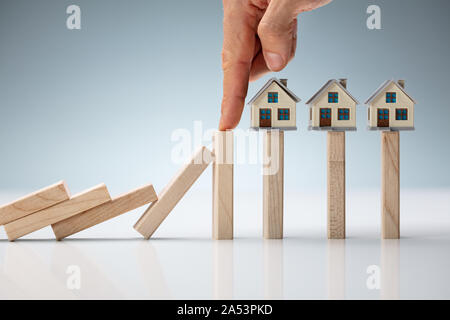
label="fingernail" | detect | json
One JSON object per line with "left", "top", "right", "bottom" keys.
{"left": 265, "top": 52, "right": 284, "bottom": 71}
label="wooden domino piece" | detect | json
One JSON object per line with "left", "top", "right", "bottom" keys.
{"left": 52, "top": 183, "right": 157, "bottom": 240}
{"left": 212, "top": 131, "right": 233, "bottom": 240}
{"left": 381, "top": 131, "right": 400, "bottom": 239}
{"left": 327, "top": 131, "right": 346, "bottom": 239}
{"left": 263, "top": 130, "right": 284, "bottom": 239}
{"left": 0, "top": 181, "right": 70, "bottom": 225}
{"left": 4, "top": 184, "right": 111, "bottom": 241}
{"left": 134, "top": 146, "right": 213, "bottom": 239}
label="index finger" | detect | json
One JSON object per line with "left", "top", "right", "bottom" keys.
{"left": 219, "top": 1, "right": 260, "bottom": 130}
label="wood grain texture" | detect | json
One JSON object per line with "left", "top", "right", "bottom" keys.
{"left": 134, "top": 146, "right": 213, "bottom": 239}
{"left": 0, "top": 181, "right": 70, "bottom": 225}
{"left": 52, "top": 184, "right": 157, "bottom": 240}
{"left": 327, "top": 131, "right": 346, "bottom": 239}
{"left": 212, "top": 131, "right": 234, "bottom": 240}
{"left": 263, "top": 130, "right": 284, "bottom": 239}
{"left": 4, "top": 184, "right": 111, "bottom": 241}
{"left": 381, "top": 131, "right": 400, "bottom": 239}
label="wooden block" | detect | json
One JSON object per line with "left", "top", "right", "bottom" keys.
{"left": 0, "top": 181, "right": 70, "bottom": 225}
{"left": 4, "top": 184, "right": 111, "bottom": 241}
{"left": 134, "top": 146, "right": 213, "bottom": 239}
{"left": 212, "top": 131, "right": 233, "bottom": 240}
{"left": 52, "top": 184, "right": 157, "bottom": 240}
{"left": 327, "top": 131, "right": 346, "bottom": 239}
{"left": 381, "top": 131, "right": 400, "bottom": 239}
{"left": 263, "top": 130, "right": 284, "bottom": 239}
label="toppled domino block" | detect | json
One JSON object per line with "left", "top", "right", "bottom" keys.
{"left": 52, "top": 183, "right": 157, "bottom": 240}
{"left": 4, "top": 184, "right": 111, "bottom": 241}
{"left": 0, "top": 181, "right": 70, "bottom": 225}
{"left": 134, "top": 146, "right": 213, "bottom": 239}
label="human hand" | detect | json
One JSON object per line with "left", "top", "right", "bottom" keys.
{"left": 219, "top": 0, "right": 332, "bottom": 130}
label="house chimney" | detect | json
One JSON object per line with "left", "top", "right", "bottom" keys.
{"left": 339, "top": 78, "right": 347, "bottom": 89}
{"left": 280, "top": 79, "right": 288, "bottom": 87}
{"left": 397, "top": 80, "right": 405, "bottom": 89}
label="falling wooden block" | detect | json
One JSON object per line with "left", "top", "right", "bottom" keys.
{"left": 134, "top": 146, "right": 213, "bottom": 239}
{"left": 263, "top": 130, "right": 284, "bottom": 239}
{"left": 51, "top": 184, "right": 157, "bottom": 240}
{"left": 327, "top": 131, "right": 346, "bottom": 239}
{"left": 0, "top": 181, "right": 70, "bottom": 225}
{"left": 4, "top": 184, "right": 111, "bottom": 241}
{"left": 381, "top": 131, "right": 400, "bottom": 239}
{"left": 212, "top": 131, "right": 233, "bottom": 240}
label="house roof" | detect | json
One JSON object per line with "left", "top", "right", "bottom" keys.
{"left": 365, "top": 80, "right": 416, "bottom": 104}
{"left": 247, "top": 77, "right": 301, "bottom": 105}
{"left": 305, "top": 79, "right": 360, "bottom": 105}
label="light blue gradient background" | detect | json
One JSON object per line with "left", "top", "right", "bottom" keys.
{"left": 0, "top": 0, "right": 449, "bottom": 195}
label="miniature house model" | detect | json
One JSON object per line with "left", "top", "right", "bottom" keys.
{"left": 247, "top": 77, "right": 300, "bottom": 130}
{"left": 306, "top": 79, "right": 359, "bottom": 131}
{"left": 365, "top": 80, "right": 415, "bottom": 130}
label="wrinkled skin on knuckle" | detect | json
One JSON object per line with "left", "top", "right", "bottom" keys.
{"left": 257, "top": 18, "right": 296, "bottom": 40}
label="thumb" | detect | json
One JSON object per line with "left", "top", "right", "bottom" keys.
{"left": 257, "top": 0, "right": 298, "bottom": 72}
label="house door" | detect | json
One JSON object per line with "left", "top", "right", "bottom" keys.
{"left": 377, "top": 109, "right": 389, "bottom": 127}
{"left": 320, "top": 108, "right": 331, "bottom": 127}
{"left": 259, "top": 108, "right": 271, "bottom": 127}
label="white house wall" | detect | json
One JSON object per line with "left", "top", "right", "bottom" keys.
{"left": 368, "top": 81, "right": 414, "bottom": 128}
{"left": 250, "top": 82, "right": 296, "bottom": 128}
{"left": 309, "top": 82, "right": 357, "bottom": 129}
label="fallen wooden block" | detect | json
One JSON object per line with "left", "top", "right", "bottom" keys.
{"left": 134, "top": 146, "right": 213, "bottom": 239}
{"left": 381, "top": 131, "right": 400, "bottom": 239}
{"left": 263, "top": 130, "right": 284, "bottom": 239}
{"left": 212, "top": 131, "right": 234, "bottom": 240}
{"left": 0, "top": 181, "right": 70, "bottom": 225}
{"left": 327, "top": 131, "right": 346, "bottom": 239}
{"left": 52, "top": 184, "right": 157, "bottom": 240}
{"left": 4, "top": 184, "right": 111, "bottom": 241}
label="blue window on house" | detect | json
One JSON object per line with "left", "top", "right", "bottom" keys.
{"left": 268, "top": 92, "right": 278, "bottom": 103}
{"left": 278, "top": 108, "right": 290, "bottom": 120}
{"left": 328, "top": 92, "right": 338, "bottom": 103}
{"left": 396, "top": 108, "right": 408, "bottom": 120}
{"left": 320, "top": 108, "right": 331, "bottom": 118}
{"left": 386, "top": 92, "right": 397, "bottom": 103}
{"left": 260, "top": 108, "right": 271, "bottom": 120}
{"left": 338, "top": 108, "right": 350, "bottom": 120}
{"left": 378, "top": 109, "right": 389, "bottom": 120}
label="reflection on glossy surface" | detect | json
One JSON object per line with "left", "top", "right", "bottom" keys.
{"left": 263, "top": 240, "right": 283, "bottom": 299}
{"left": 137, "top": 241, "right": 171, "bottom": 299}
{"left": 327, "top": 240, "right": 345, "bottom": 299}
{"left": 213, "top": 241, "right": 233, "bottom": 299}
{"left": 51, "top": 241, "right": 123, "bottom": 299}
{"left": 381, "top": 240, "right": 399, "bottom": 300}
{"left": 0, "top": 236, "right": 450, "bottom": 299}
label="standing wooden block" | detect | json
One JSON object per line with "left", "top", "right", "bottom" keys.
{"left": 4, "top": 184, "right": 111, "bottom": 241}
{"left": 263, "top": 130, "right": 284, "bottom": 239}
{"left": 134, "top": 146, "right": 213, "bottom": 239}
{"left": 327, "top": 131, "right": 346, "bottom": 239}
{"left": 212, "top": 131, "right": 234, "bottom": 240}
{"left": 0, "top": 181, "right": 70, "bottom": 225}
{"left": 52, "top": 184, "right": 157, "bottom": 240}
{"left": 381, "top": 131, "right": 400, "bottom": 239}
